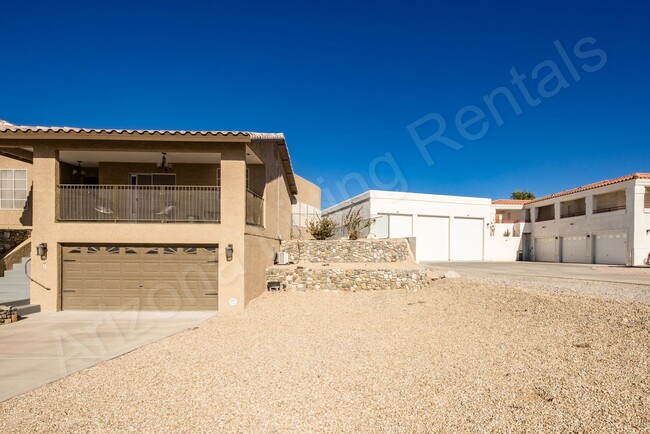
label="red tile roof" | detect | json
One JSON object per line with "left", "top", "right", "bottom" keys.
{"left": 492, "top": 199, "right": 531, "bottom": 205}
{"left": 0, "top": 119, "right": 282, "bottom": 140}
{"left": 529, "top": 173, "right": 650, "bottom": 204}
{"left": 0, "top": 120, "right": 298, "bottom": 194}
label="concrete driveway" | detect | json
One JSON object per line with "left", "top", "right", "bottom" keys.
{"left": 0, "top": 310, "right": 215, "bottom": 402}
{"left": 423, "top": 261, "right": 650, "bottom": 286}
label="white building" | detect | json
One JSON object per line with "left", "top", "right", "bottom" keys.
{"left": 525, "top": 172, "right": 650, "bottom": 266}
{"left": 323, "top": 173, "right": 650, "bottom": 266}
{"left": 324, "top": 190, "right": 500, "bottom": 262}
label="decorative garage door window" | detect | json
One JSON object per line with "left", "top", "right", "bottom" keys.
{"left": 63, "top": 246, "right": 218, "bottom": 256}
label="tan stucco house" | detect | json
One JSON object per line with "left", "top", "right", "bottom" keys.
{"left": 0, "top": 119, "right": 304, "bottom": 312}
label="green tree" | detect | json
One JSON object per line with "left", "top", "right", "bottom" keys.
{"left": 510, "top": 190, "right": 535, "bottom": 200}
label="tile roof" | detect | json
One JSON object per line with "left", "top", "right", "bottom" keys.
{"left": 0, "top": 119, "right": 284, "bottom": 140}
{"left": 529, "top": 173, "right": 650, "bottom": 204}
{"left": 492, "top": 199, "right": 531, "bottom": 205}
{"left": 0, "top": 119, "right": 297, "bottom": 194}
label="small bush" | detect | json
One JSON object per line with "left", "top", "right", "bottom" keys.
{"left": 306, "top": 217, "right": 336, "bottom": 240}
{"left": 343, "top": 207, "right": 375, "bottom": 240}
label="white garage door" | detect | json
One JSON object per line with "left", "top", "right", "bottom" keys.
{"left": 414, "top": 216, "right": 449, "bottom": 261}
{"left": 561, "top": 236, "right": 589, "bottom": 263}
{"left": 451, "top": 217, "right": 483, "bottom": 261}
{"left": 595, "top": 232, "right": 628, "bottom": 265}
{"left": 388, "top": 214, "right": 413, "bottom": 238}
{"left": 535, "top": 237, "right": 555, "bottom": 262}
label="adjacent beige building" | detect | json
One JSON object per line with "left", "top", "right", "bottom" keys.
{"left": 291, "top": 174, "right": 322, "bottom": 239}
{"left": 0, "top": 120, "right": 309, "bottom": 312}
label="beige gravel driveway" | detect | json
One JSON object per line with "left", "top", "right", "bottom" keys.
{"left": 1, "top": 278, "right": 649, "bottom": 432}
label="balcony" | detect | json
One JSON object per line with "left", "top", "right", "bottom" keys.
{"left": 593, "top": 204, "right": 626, "bottom": 214}
{"left": 246, "top": 189, "right": 264, "bottom": 226}
{"left": 57, "top": 185, "right": 221, "bottom": 223}
{"left": 560, "top": 198, "right": 586, "bottom": 219}
{"left": 560, "top": 210, "right": 586, "bottom": 218}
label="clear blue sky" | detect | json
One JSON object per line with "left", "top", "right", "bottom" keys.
{"left": 1, "top": 1, "right": 648, "bottom": 207}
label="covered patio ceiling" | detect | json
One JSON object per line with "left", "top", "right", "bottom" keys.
{"left": 58, "top": 145, "right": 262, "bottom": 167}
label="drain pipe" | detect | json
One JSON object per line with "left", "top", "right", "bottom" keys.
{"left": 24, "top": 258, "right": 52, "bottom": 291}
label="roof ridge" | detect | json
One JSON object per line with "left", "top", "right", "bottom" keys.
{"left": 0, "top": 122, "right": 285, "bottom": 139}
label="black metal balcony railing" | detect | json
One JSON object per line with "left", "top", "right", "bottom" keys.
{"left": 560, "top": 210, "right": 586, "bottom": 218}
{"left": 57, "top": 185, "right": 221, "bottom": 223}
{"left": 593, "top": 205, "right": 626, "bottom": 214}
{"left": 535, "top": 215, "right": 555, "bottom": 222}
{"left": 246, "top": 189, "right": 264, "bottom": 226}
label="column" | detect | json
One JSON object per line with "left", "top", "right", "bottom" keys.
{"left": 217, "top": 145, "right": 247, "bottom": 311}
{"left": 30, "top": 145, "right": 60, "bottom": 311}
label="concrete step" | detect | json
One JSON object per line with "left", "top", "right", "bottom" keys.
{"left": 2, "top": 298, "right": 30, "bottom": 307}
{"left": 2, "top": 257, "right": 31, "bottom": 274}
{"left": 16, "top": 303, "right": 40, "bottom": 316}
{"left": 0, "top": 277, "right": 30, "bottom": 285}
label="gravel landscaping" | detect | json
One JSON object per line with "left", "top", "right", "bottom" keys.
{"left": 1, "top": 277, "right": 649, "bottom": 432}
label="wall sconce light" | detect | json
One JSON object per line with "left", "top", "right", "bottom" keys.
{"left": 542, "top": 225, "right": 546, "bottom": 229}
{"left": 36, "top": 243, "right": 48, "bottom": 260}
{"left": 225, "top": 244, "right": 234, "bottom": 262}
{"left": 570, "top": 222, "right": 575, "bottom": 226}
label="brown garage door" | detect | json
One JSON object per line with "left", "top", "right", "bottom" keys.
{"left": 62, "top": 245, "right": 218, "bottom": 311}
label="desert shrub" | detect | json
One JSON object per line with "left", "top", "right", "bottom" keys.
{"left": 343, "top": 207, "right": 375, "bottom": 240}
{"left": 306, "top": 216, "right": 336, "bottom": 240}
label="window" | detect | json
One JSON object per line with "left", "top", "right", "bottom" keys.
{"left": 0, "top": 169, "right": 28, "bottom": 210}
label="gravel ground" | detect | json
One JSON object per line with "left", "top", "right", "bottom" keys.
{"left": 1, "top": 277, "right": 649, "bottom": 432}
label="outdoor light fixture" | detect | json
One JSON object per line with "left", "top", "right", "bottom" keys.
{"left": 36, "top": 243, "right": 48, "bottom": 260}
{"left": 156, "top": 152, "right": 173, "bottom": 172}
{"left": 72, "top": 161, "right": 85, "bottom": 177}
{"left": 225, "top": 244, "right": 234, "bottom": 261}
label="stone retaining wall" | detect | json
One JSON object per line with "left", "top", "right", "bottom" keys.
{"left": 0, "top": 305, "right": 18, "bottom": 325}
{"left": 0, "top": 229, "right": 31, "bottom": 257}
{"left": 280, "top": 239, "right": 412, "bottom": 263}
{"left": 266, "top": 266, "right": 432, "bottom": 292}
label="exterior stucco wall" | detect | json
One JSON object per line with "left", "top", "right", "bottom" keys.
{"left": 294, "top": 175, "right": 321, "bottom": 209}
{"left": 244, "top": 234, "right": 279, "bottom": 304}
{"left": 0, "top": 156, "right": 33, "bottom": 228}
{"left": 242, "top": 141, "right": 294, "bottom": 304}
{"left": 26, "top": 141, "right": 284, "bottom": 312}
{"left": 98, "top": 162, "right": 219, "bottom": 186}
{"left": 291, "top": 175, "right": 321, "bottom": 239}
{"left": 634, "top": 183, "right": 650, "bottom": 265}
{"left": 525, "top": 179, "right": 643, "bottom": 265}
